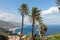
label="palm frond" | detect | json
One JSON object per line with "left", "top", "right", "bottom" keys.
{"left": 56, "top": 0, "right": 60, "bottom": 6}
{"left": 30, "top": 7, "right": 42, "bottom": 24}
{"left": 37, "top": 23, "right": 47, "bottom": 34}
{"left": 18, "top": 3, "right": 29, "bottom": 15}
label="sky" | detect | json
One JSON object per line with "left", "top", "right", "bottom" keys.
{"left": 0, "top": 0, "right": 60, "bottom": 25}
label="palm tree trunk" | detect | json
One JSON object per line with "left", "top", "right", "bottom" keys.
{"left": 40, "top": 34, "right": 43, "bottom": 40}
{"left": 32, "top": 19, "right": 35, "bottom": 40}
{"left": 20, "top": 14, "right": 24, "bottom": 40}
{"left": 39, "top": 31, "right": 43, "bottom": 40}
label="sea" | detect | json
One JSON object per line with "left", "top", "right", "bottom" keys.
{"left": 14, "top": 25, "right": 60, "bottom": 35}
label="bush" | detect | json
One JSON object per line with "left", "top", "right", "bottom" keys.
{"left": 0, "top": 35, "right": 8, "bottom": 40}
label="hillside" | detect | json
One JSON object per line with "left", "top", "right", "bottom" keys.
{"left": 0, "top": 20, "right": 21, "bottom": 28}
{"left": 45, "top": 33, "right": 60, "bottom": 40}
{"left": 0, "top": 20, "right": 22, "bottom": 32}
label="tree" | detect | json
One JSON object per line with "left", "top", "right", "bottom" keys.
{"left": 29, "top": 7, "right": 42, "bottom": 40}
{"left": 56, "top": 0, "right": 60, "bottom": 6}
{"left": 37, "top": 23, "right": 47, "bottom": 40}
{"left": 0, "top": 35, "right": 8, "bottom": 40}
{"left": 18, "top": 3, "right": 29, "bottom": 40}
{"left": 56, "top": 0, "right": 60, "bottom": 10}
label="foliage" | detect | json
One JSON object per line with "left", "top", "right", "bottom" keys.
{"left": 27, "top": 33, "right": 40, "bottom": 40}
{"left": 26, "top": 33, "right": 60, "bottom": 40}
{"left": 18, "top": 3, "right": 29, "bottom": 16}
{"left": 38, "top": 23, "right": 47, "bottom": 33}
{"left": 37, "top": 23, "right": 47, "bottom": 40}
{"left": 56, "top": 0, "right": 60, "bottom": 6}
{"left": 46, "top": 33, "right": 60, "bottom": 40}
{"left": 56, "top": 0, "right": 60, "bottom": 11}
{"left": 29, "top": 7, "right": 42, "bottom": 23}
{"left": 0, "top": 35, "right": 8, "bottom": 40}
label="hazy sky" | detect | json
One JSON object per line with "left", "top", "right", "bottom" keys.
{"left": 0, "top": 0, "right": 60, "bottom": 25}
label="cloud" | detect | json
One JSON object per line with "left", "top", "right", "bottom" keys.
{"left": 41, "top": 6, "right": 60, "bottom": 25}
{"left": 41, "top": 6, "right": 60, "bottom": 15}
{"left": 0, "top": 6, "right": 60, "bottom": 25}
{"left": 43, "top": 13, "right": 60, "bottom": 25}
{"left": 0, "top": 11, "right": 30, "bottom": 25}
{"left": 0, "top": 11, "right": 16, "bottom": 21}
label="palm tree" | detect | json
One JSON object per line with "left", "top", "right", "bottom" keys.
{"left": 56, "top": 0, "right": 60, "bottom": 6}
{"left": 18, "top": 3, "right": 29, "bottom": 40}
{"left": 56, "top": 0, "right": 60, "bottom": 10}
{"left": 29, "top": 7, "right": 42, "bottom": 40}
{"left": 37, "top": 23, "right": 47, "bottom": 40}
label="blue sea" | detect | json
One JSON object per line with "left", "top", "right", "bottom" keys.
{"left": 14, "top": 25, "right": 60, "bottom": 35}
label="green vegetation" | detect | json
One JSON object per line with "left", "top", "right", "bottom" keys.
{"left": 46, "top": 33, "right": 60, "bottom": 40}
{"left": 56, "top": 0, "right": 60, "bottom": 6}
{"left": 0, "top": 35, "right": 8, "bottom": 40}
{"left": 26, "top": 33, "right": 60, "bottom": 40}
{"left": 56, "top": 0, "right": 60, "bottom": 10}
{"left": 37, "top": 23, "right": 47, "bottom": 40}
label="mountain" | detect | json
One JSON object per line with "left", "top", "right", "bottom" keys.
{"left": 0, "top": 20, "right": 21, "bottom": 31}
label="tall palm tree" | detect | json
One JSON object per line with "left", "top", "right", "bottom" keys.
{"left": 37, "top": 23, "right": 47, "bottom": 40}
{"left": 29, "top": 7, "right": 42, "bottom": 40}
{"left": 18, "top": 3, "right": 29, "bottom": 39}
